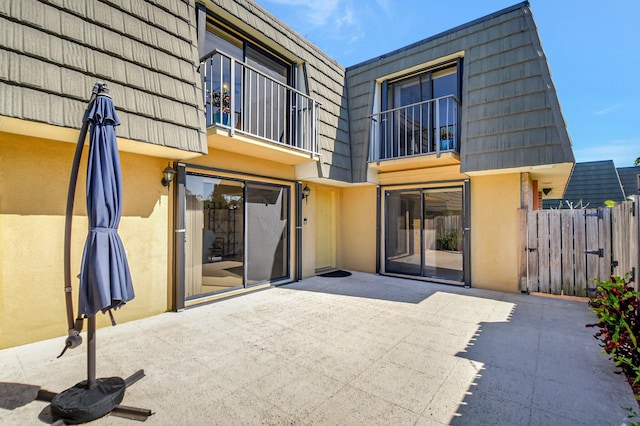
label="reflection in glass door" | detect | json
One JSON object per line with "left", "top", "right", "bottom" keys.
{"left": 185, "top": 175, "right": 244, "bottom": 299}
{"left": 385, "top": 190, "right": 422, "bottom": 276}
{"left": 183, "top": 174, "right": 291, "bottom": 302}
{"left": 246, "top": 183, "right": 289, "bottom": 286}
{"left": 385, "top": 186, "right": 464, "bottom": 283}
{"left": 423, "top": 188, "right": 463, "bottom": 281}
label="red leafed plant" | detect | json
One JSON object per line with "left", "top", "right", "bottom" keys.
{"left": 586, "top": 275, "right": 640, "bottom": 389}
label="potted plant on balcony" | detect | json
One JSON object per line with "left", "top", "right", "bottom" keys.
{"left": 212, "top": 87, "right": 231, "bottom": 126}
{"left": 439, "top": 126, "right": 455, "bottom": 151}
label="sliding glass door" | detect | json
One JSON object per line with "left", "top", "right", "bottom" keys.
{"left": 422, "top": 187, "right": 463, "bottom": 281}
{"left": 246, "top": 183, "right": 289, "bottom": 286}
{"left": 385, "top": 190, "right": 422, "bottom": 276}
{"left": 185, "top": 175, "right": 244, "bottom": 299}
{"left": 183, "top": 173, "right": 290, "bottom": 302}
{"left": 385, "top": 186, "right": 465, "bottom": 283}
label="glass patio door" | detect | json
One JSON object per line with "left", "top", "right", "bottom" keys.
{"left": 385, "top": 190, "right": 422, "bottom": 276}
{"left": 245, "top": 183, "right": 289, "bottom": 286}
{"left": 422, "top": 187, "right": 463, "bottom": 281}
{"left": 185, "top": 175, "right": 244, "bottom": 299}
{"left": 182, "top": 173, "right": 291, "bottom": 303}
{"left": 385, "top": 186, "right": 465, "bottom": 283}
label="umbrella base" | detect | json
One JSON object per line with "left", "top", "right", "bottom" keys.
{"left": 50, "top": 377, "right": 126, "bottom": 424}
{"left": 40, "top": 370, "right": 152, "bottom": 424}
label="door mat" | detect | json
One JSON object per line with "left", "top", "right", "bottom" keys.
{"left": 318, "top": 270, "right": 352, "bottom": 278}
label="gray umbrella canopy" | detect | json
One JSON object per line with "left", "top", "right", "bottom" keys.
{"left": 78, "top": 91, "right": 134, "bottom": 317}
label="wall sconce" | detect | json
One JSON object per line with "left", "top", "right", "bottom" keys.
{"left": 161, "top": 163, "right": 176, "bottom": 188}
{"left": 301, "top": 185, "right": 311, "bottom": 204}
{"left": 542, "top": 188, "right": 552, "bottom": 196}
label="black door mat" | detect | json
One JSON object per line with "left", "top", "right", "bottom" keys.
{"left": 318, "top": 270, "right": 352, "bottom": 278}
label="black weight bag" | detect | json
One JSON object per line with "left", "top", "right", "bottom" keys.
{"left": 50, "top": 376, "right": 126, "bottom": 424}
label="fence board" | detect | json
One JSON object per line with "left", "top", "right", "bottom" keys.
{"left": 524, "top": 201, "right": 637, "bottom": 296}
{"left": 561, "top": 211, "right": 574, "bottom": 295}
{"left": 537, "top": 212, "right": 550, "bottom": 293}
{"left": 612, "top": 204, "right": 621, "bottom": 277}
{"left": 518, "top": 209, "right": 528, "bottom": 292}
{"left": 633, "top": 201, "right": 639, "bottom": 289}
{"left": 549, "top": 210, "right": 562, "bottom": 294}
{"left": 573, "top": 210, "right": 587, "bottom": 296}
{"left": 584, "top": 209, "right": 600, "bottom": 296}
{"left": 613, "top": 202, "right": 638, "bottom": 282}
{"left": 527, "top": 211, "right": 539, "bottom": 292}
{"left": 600, "top": 207, "right": 611, "bottom": 280}
{"left": 633, "top": 201, "right": 639, "bottom": 290}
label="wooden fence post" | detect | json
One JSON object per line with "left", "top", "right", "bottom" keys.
{"left": 560, "top": 210, "right": 575, "bottom": 295}
{"left": 518, "top": 209, "right": 528, "bottom": 292}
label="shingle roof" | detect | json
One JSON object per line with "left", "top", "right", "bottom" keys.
{"left": 543, "top": 160, "right": 625, "bottom": 209}
{"left": 617, "top": 166, "right": 640, "bottom": 198}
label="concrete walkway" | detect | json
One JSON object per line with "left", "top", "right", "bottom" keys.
{"left": 1, "top": 272, "right": 636, "bottom": 425}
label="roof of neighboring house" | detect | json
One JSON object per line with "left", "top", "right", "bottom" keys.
{"left": 617, "top": 166, "right": 640, "bottom": 197}
{"left": 543, "top": 160, "right": 626, "bottom": 208}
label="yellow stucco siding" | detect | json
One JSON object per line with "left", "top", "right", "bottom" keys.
{"left": 0, "top": 133, "right": 169, "bottom": 348}
{"left": 470, "top": 173, "right": 521, "bottom": 293}
{"left": 298, "top": 183, "right": 344, "bottom": 277}
{"left": 339, "top": 186, "right": 377, "bottom": 273}
{"left": 188, "top": 148, "right": 298, "bottom": 182}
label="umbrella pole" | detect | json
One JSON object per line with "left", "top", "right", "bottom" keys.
{"left": 87, "top": 316, "right": 96, "bottom": 386}
{"left": 60, "top": 83, "right": 102, "bottom": 358}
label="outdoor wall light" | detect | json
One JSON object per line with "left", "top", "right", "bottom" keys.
{"left": 302, "top": 185, "right": 311, "bottom": 204}
{"left": 542, "top": 188, "right": 552, "bottom": 195}
{"left": 161, "top": 163, "right": 176, "bottom": 187}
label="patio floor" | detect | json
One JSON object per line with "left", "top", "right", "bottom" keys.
{"left": 1, "top": 272, "right": 636, "bottom": 425}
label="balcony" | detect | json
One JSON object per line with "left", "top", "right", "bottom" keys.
{"left": 369, "top": 95, "right": 461, "bottom": 171}
{"left": 201, "top": 50, "right": 320, "bottom": 162}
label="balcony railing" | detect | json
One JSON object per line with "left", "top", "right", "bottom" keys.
{"left": 369, "top": 95, "right": 461, "bottom": 162}
{"left": 201, "top": 49, "right": 319, "bottom": 156}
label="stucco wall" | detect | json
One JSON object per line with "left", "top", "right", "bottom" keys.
{"left": 470, "top": 173, "right": 521, "bottom": 292}
{"left": 339, "top": 186, "right": 377, "bottom": 273}
{"left": 0, "top": 133, "right": 169, "bottom": 348}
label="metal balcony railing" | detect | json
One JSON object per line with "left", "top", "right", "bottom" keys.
{"left": 369, "top": 95, "right": 461, "bottom": 162}
{"left": 201, "top": 49, "right": 319, "bottom": 156}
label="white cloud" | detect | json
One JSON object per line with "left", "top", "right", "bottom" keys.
{"left": 594, "top": 104, "right": 623, "bottom": 115}
{"left": 335, "top": 5, "right": 354, "bottom": 28}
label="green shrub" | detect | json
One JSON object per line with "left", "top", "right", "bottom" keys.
{"left": 436, "top": 230, "right": 459, "bottom": 251}
{"left": 586, "top": 275, "right": 640, "bottom": 385}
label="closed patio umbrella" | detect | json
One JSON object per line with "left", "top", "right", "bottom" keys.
{"left": 50, "top": 82, "right": 150, "bottom": 423}
{"left": 78, "top": 84, "right": 134, "bottom": 317}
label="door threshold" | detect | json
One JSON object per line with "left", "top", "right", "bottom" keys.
{"left": 184, "top": 283, "right": 271, "bottom": 308}
{"left": 382, "top": 272, "right": 466, "bottom": 287}
{"left": 315, "top": 266, "right": 338, "bottom": 275}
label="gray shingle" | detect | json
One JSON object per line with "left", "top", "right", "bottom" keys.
{"left": 616, "top": 167, "right": 640, "bottom": 198}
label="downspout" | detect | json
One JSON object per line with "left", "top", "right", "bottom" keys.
{"left": 173, "top": 163, "right": 186, "bottom": 311}
{"left": 376, "top": 186, "right": 381, "bottom": 274}
{"left": 296, "top": 182, "right": 303, "bottom": 280}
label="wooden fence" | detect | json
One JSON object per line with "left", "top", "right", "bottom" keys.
{"left": 518, "top": 201, "right": 638, "bottom": 296}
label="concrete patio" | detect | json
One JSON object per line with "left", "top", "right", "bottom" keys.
{"left": 1, "top": 272, "right": 636, "bottom": 425}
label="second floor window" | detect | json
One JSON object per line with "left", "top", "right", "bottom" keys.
{"left": 378, "top": 60, "right": 461, "bottom": 158}
{"left": 387, "top": 65, "right": 458, "bottom": 110}
{"left": 198, "top": 13, "right": 318, "bottom": 154}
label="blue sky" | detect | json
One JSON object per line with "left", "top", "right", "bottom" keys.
{"left": 254, "top": 0, "right": 640, "bottom": 167}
